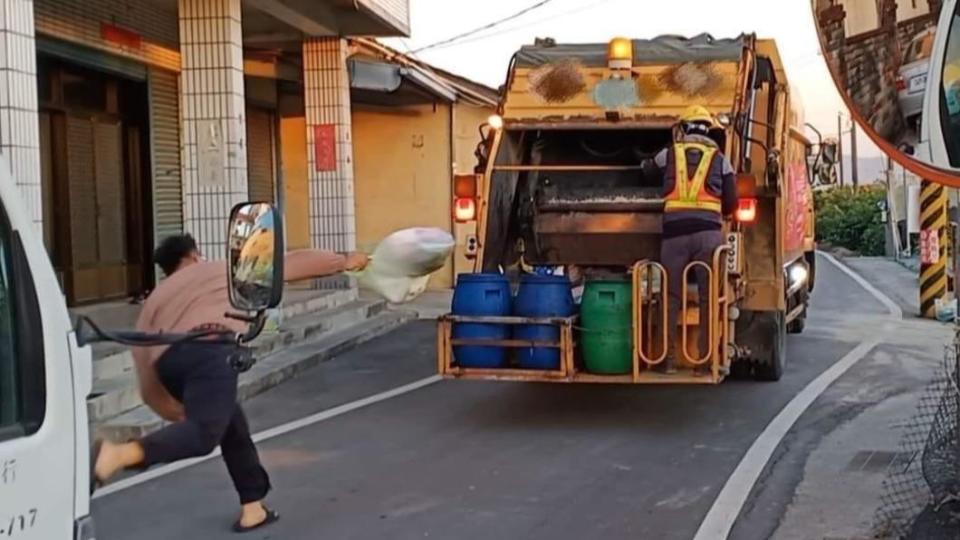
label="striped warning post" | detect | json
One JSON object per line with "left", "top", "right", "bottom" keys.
{"left": 919, "top": 179, "right": 948, "bottom": 318}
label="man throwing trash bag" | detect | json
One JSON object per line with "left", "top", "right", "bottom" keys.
{"left": 91, "top": 233, "right": 369, "bottom": 533}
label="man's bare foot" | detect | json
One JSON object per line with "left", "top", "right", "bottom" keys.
{"left": 94, "top": 440, "right": 145, "bottom": 483}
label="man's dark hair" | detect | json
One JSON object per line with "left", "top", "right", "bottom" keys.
{"left": 154, "top": 234, "right": 198, "bottom": 276}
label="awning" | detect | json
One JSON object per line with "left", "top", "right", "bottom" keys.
{"left": 349, "top": 58, "right": 458, "bottom": 105}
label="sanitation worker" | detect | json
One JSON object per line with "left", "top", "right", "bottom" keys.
{"left": 91, "top": 233, "right": 369, "bottom": 533}
{"left": 643, "top": 105, "right": 738, "bottom": 374}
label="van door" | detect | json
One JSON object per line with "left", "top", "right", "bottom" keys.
{"left": 0, "top": 190, "right": 82, "bottom": 538}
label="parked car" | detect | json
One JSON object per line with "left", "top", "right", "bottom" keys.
{"left": 898, "top": 27, "right": 937, "bottom": 131}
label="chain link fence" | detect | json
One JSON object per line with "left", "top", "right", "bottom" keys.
{"left": 875, "top": 331, "right": 960, "bottom": 539}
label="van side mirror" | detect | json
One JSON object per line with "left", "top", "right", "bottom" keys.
{"left": 228, "top": 202, "right": 284, "bottom": 313}
{"left": 820, "top": 140, "right": 838, "bottom": 166}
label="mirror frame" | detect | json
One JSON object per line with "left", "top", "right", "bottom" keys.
{"left": 811, "top": 0, "right": 960, "bottom": 187}
{"left": 227, "top": 201, "right": 285, "bottom": 313}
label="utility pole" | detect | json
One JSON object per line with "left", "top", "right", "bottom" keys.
{"left": 851, "top": 121, "right": 859, "bottom": 187}
{"left": 837, "top": 112, "right": 845, "bottom": 187}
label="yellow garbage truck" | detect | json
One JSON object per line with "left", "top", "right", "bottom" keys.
{"left": 439, "top": 34, "right": 819, "bottom": 384}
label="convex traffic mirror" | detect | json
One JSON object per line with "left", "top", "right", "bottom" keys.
{"left": 812, "top": 0, "right": 960, "bottom": 186}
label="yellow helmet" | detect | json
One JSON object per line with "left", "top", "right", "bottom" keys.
{"left": 680, "top": 105, "right": 717, "bottom": 127}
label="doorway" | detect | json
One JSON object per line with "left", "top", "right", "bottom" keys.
{"left": 38, "top": 58, "right": 153, "bottom": 305}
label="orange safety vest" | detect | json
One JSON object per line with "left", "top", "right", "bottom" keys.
{"left": 664, "top": 142, "right": 723, "bottom": 214}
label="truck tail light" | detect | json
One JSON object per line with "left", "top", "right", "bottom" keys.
{"left": 896, "top": 76, "right": 906, "bottom": 92}
{"left": 736, "top": 198, "right": 758, "bottom": 223}
{"left": 454, "top": 197, "right": 477, "bottom": 222}
{"left": 454, "top": 174, "right": 480, "bottom": 222}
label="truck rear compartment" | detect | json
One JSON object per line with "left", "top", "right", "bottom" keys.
{"left": 485, "top": 127, "right": 728, "bottom": 268}
{"left": 447, "top": 127, "right": 735, "bottom": 384}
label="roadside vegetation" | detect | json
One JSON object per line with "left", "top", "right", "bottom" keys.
{"left": 814, "top": 186, "right": 886, "bottom": 257}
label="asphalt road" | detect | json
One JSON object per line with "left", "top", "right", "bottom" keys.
{"left": 91, "top": 255, "right": 896, "bottom": 539}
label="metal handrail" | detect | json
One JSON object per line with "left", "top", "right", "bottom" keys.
{"left": 712, "top": 245, "right": 733, "bottom": 371}
{"left": 679, "top": 245, "right": 733, "bottom": 368}
{"left": 633, "top": 261, "right": 669, "bottom": 371}
{"left": 681, "top": 261, "right": 715, "bottom": 366}
{"left": 632, "top": 245, "right": 732, "bottom": 375}
{"left": 493, "top": 165, "right": 646, "bottom": 172}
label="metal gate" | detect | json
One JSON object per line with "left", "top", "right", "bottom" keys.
{"left": 66, "top": 115, "right": 128, "bottom": 303}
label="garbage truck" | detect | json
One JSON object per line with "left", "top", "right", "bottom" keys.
{"left": 0, "top": 151, "right": 284, "bottom": 538}
{"left": 439, "top": 34, "right": 820, "bottom": 384}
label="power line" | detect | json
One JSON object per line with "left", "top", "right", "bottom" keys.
{"left": 425, "top": 0, "right": 621, "bottom": 52}
{"left": 410, "top": 0, "right": 557, "bottom": 53}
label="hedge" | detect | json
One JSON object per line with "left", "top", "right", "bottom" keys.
{"left": 814, "top": 186, "right": 886, "bottom": 256}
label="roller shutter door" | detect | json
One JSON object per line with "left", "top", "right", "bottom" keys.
{"left": 246, "top": 106, "right": 276, "bottom": 203}
{"left": 148, "top": 68, "right": 184, "bottom": 248}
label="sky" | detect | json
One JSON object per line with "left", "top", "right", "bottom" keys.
{"left": 383, "top": 0, "right": 886, "bottom": 181}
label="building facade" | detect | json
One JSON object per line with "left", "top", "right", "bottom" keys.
{"left": 0, "top": 0, "right": 422, "bottom": 305}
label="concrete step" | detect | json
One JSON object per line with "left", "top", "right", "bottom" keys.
{"left": 249, "top": 298, "right": 387, "bottom": 358}
{"left": 94, "top": 309, "right": 416, "bottom": 441}
{"left": 87, "top": 372, "right": 140, "bottom": 424}
{"left": 91, "top": 288, "right": 358, "bottom": 381}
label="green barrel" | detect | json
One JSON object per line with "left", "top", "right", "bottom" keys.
{"left": 580, "top": 278, "right": 634, "bottom": 374}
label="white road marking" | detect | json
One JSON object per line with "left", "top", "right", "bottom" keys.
{"left": 818, "top": 252, "right": 904, "bottom": 319}
{"left": 94, "top": 375, "right": 442, "bottom": 499}
{"left": 693, "top": 252, "right": 901, "bottom": 539}
{"left": 691, "top": 336, "right": 883, "bottom": 540}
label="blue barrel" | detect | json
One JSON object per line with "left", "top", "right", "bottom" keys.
{"left": 451, "top": 273, "right": 512, "bottom": 368}
{"left": 514, "top": 275, "right": 576, "bottom": 370}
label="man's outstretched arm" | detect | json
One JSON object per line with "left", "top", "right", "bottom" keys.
{"left": 283, "top": 249, "right": 369, "bottom": 282}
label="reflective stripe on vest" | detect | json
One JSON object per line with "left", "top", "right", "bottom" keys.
{"left": 664, "top": 142, "right": 723, "bottom": 214}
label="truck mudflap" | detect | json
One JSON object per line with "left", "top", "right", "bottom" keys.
{"left": 437, "top": 246, "right": 736, "bottom": 385}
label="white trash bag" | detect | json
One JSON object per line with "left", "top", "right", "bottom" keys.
{"left": 353, "top": 227, "right": 455, "bottom": 303}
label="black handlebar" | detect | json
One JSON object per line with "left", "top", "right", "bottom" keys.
{"left": 74, "top": 316, "right": 237, "bottom": 348}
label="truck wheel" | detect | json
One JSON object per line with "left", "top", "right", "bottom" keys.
{"left": 806, "top": 252, "right": 817, "bottom": 293}
{"left": 754, "top": 311, "right": 787, "bottom": 381}
{"left": 787, "top": 313, "right": 806, "bottom": 334}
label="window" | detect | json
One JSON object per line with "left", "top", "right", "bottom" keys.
{"left": 939, "top": 6, "right": 960, "bottom": 167}
{"left": 0, "top": 207, "right": 19, "bottom": 429}
{"left": 0, "top": 202, "right": 45, "bottom": 439}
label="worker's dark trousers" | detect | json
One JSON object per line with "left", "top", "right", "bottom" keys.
{"left": 661, "top": 229, "right": 723, "bottom": 366}
{"left": 140, "top": 342, "right": 271, "bottom": 504}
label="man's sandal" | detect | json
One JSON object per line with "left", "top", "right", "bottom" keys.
{"left": 232, "top": 507, "right": 280, "bottom": 534}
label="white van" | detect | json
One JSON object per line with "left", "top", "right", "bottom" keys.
{"left": 0, "top": 155, "right": 94, "bottom": 538}
{"left": 0, "top": 155, "right": 283, "bottom": 539}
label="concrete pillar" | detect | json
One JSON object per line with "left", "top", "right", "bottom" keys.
{"left": 177, "top": 0, "right": 248, "bottom": 258}
{"left": 0, "top": 0, "right": 41, "bottom": 233}
{"left": 303, "top": 38, "right": 356, "bottom": 253}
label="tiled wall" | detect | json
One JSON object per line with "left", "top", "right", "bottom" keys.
{"left": 0, "top": 0, "right": 41, "bottom": 231}
{"left": 303, "top": 38, "right": 356, "bottom": 253}
{"left": 178, "top": 0, "right": 248, "bottom": 259}
{"left": 34, "top": 0, "right": 180, "bottom": 71}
